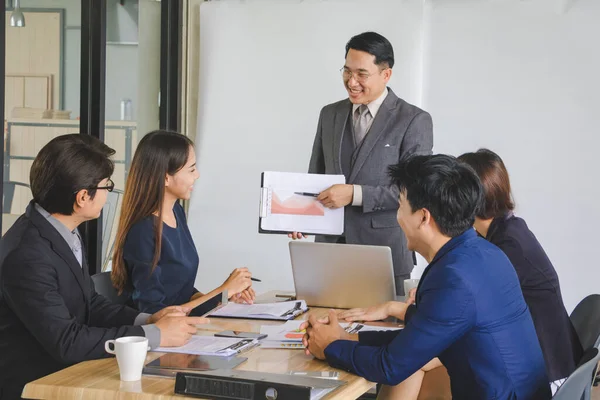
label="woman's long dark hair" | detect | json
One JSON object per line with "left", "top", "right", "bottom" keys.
{"left": 112, "top": 130, "right": 194, "bottom": 294}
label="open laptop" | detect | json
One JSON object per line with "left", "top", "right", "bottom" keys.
{"left": 289, "top": 241, "right": 396, "bottom": 309}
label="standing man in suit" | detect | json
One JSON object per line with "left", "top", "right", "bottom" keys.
{"left": 292, "top": 32, "right": 433, "bottom": 294}
{"left": 0, "top": 134, "right": 208, "bottom": 399}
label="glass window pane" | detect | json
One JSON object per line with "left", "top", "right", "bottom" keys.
{"left": 103, "top": 0, "right": 161, "bottom": 269}
{"left": 3, "top": 2, "right": 79, "bottom": 234}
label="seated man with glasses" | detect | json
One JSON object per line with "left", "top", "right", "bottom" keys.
{"left": 291, "top": 31, "right": 433, "bottom": 296}
{"left": 0, "top": 134, "right": 209, "bottom": 399}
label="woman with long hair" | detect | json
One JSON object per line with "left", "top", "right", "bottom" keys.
{"left": 340, "top": 149, "right": 582, "bottom": 399}
{"left": 458, "top": 149, "right": 582, "bottom": 394}
{"left": 111, "top": 130, "right": 255, "bottom": 314}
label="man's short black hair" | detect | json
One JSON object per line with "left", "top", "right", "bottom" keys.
{"left": 388, "top": 154, "right": 483, "bottom": 237}
{"left": 30, "top": 134, "right": 116, "bottom": 215}
{"left": 345, "top": 31, "right": 394, "bottom": 69}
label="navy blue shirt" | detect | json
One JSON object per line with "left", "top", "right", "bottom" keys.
{"left": 123, "top": 203, "right": 199, "bottom": 314}
{"left": 325, "top": 229, "right": 550, "bottom": 400}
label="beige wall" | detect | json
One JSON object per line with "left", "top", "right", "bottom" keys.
{"left": 4, "top": 12, "right": 62, "bottom": 115}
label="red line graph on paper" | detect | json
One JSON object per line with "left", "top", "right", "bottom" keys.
{"left": 271, "top": 191, "right": 325, "bottom": 216}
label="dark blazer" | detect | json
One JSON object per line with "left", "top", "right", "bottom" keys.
{"left": 309, "top": 88, "right": 433, "bottom": 283}
{"left": 487, "top": 214, "right": 583, "bottom": 381}
{"left": 324, "top": 229, "right": 550, "bottom": 400}
{"left": 0, "top": 202, "right": 143, "bottom": 398}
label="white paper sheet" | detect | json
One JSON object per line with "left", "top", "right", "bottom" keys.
{"left": 259, "top": 320, "right": 402, "bottom": 349}
{"left": 153, "top": 335, "right": 258, "bottom": 357}
{"left": 260, "top": 171, "right": 345, "bottom": 235}
{"left": 210, "top": 300, "right": 308, "bottom": 321}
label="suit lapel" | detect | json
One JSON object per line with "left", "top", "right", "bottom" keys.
{"left": 333, "top": 101, "right": 351, "bottom": 175}
{"left": 348, "top": 89, "right": 398, "bottom": 182}
{"left": 26, "top": 203, "right": 89, "bottom": 302}
{"left": 79, "top": 230, "right": 92, "bottom": 303}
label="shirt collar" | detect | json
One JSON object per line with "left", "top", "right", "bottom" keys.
{"left": 429, "top": 228, "right": 478, "bottom": 266}
{"left": 352, "top": 87, "right": 389, "bottom": 118}
{"left": 34, "top": 203, "right": 82, "bottom": 250}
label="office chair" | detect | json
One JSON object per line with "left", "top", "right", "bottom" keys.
{"left": 571, "top": 295, "right": 600, "bottom": 351}
{"left": 91, "top": 271, "right": 129, "bottom": 305}
{"left": 570, "top": 294, "right": 600, "bottom": 399}
{"left": 552, "top": 347, "right": 600, "bottom": 400}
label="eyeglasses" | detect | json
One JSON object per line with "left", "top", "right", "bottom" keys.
{"left": 73, "top": 178, "right": 115, "bottom": 194}
{"left": 340, "top": 67, "right": 378, "bottom": 83}
{"left": 90, "top": 178, "right": 115, "bottom": 192}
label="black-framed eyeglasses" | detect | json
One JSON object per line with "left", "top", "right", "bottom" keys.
{"left": 74, "top": 178, "right": 115, "bottom": 194}
{"left": 90, "top": 178, "right": 115, "bottom": 192}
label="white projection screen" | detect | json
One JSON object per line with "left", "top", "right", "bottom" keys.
{"left": 188, "top": 0, "right": 426, "bottom": 293}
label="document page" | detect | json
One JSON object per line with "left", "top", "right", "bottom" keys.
{"left": 260, "top": 171, "right": 345, "bottom": 235}
{"left": 153, "top": 335, "right": 258, "bottom": 357}
{"left": 258, "top": 320, "right": 401, "bottom": 349}
{"left": 210, "top": 300, "right": 308, "bottom": 320}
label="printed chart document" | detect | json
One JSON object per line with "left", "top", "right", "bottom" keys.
{"left": 153, "top": 335, "right": 258, "bottom": 357}
{"left": 209, "top": 300, "right": 308, "bottom": 321}
{"left": 259, "top": 171, "right": 345, "bottom": 235}
{"left": 259, "top": 320, "right": 402, "bottom": 349}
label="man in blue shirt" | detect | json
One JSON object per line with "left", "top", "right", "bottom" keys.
{"left": 301, "top": 155, "right": 551, "bottom": 399}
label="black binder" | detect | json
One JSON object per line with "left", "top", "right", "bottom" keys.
{"left": 174, "top": 369, "right": 346, "bottom": 400}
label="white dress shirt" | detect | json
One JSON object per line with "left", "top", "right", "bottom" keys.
{"left": 351, "top": 87, "right": 389, "bottom": 206}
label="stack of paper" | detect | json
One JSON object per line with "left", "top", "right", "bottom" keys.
{"left": 209, "top": 300, "right": 308, "bottom": 321}
{"left": 153, "top": 335, "right": 258, "bottom": 357}
{"left": 260, "top": 320, "right": 308, "bottom": 349}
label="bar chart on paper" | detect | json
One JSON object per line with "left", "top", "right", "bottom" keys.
{"left": 259, "top": 171, "right": 345, "bottom": 235}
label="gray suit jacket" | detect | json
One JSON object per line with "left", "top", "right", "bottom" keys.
{"left": 308, "top": 88, "right": 433, "bottom": 279}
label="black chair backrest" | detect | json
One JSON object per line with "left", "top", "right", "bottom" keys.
{"left": 570, "top": 294, "right": 600, "bottom": 351}
{"left": 552, "top": 347, "right": 600, "bottom": 399}
{"left": 91, "top": 271, "right": 129, "bottom": 305}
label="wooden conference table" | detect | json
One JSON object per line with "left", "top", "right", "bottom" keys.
{"left": 22, "top": 291, "right": 450, "bottom": 400}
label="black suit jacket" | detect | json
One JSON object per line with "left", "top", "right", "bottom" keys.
{"left": 0, "top": 202, "right": 143, "bottom": 398}
{"left": 487, "top": 214, "right": 583, "bottom": 381}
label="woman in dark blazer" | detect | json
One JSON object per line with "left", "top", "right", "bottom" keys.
{"left": 459, "top": 149, "right": 582, "bottom": 392}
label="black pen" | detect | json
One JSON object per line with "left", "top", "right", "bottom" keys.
{"left": 294, "top": 192, "right": 319, "bottom": 197}
{"left": 251, "top": 277, "right": 261, "bottom": 282}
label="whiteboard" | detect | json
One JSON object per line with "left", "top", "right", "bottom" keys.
{"left": 188, "top": 0, "right": 426, "bottom": 293}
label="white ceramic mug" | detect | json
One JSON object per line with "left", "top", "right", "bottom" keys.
{"left": 403, "top": 278, "right": 420, "bottom": 298}
{"left": 105, "top": 336, "right": 150, "bottom": 381}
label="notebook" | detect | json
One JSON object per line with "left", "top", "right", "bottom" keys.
{"left": 209, "top": 300, "right": 308, "bottom": 321}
